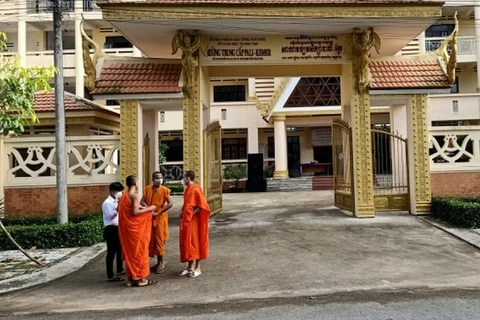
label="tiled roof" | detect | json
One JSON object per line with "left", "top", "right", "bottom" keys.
{"left": 91, "top": 59, "right": 182, "bottom": 95}
{"left": 368, "top": 59, "right": 450, "bottom": 90}
{"left": 101, "top": 0, "right": 442, "bottom": 4}
{"left": 34, "top": 91, "right": 114, "bottom": 113}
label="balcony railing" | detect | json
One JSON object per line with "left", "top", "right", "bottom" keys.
{"left": 26, "top": 0, "right": 74, "bottom": 13}
{"left": 425, "top": 36, "right": 476, "bottom": 56}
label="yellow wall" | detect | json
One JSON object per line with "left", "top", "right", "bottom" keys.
{"left": 457, "top": 67, "right": 477, "bottom": 93}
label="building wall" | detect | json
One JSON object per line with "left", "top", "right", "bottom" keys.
{"left": 458, "top": 67, "right": 477, "bottom": 94}
{"left": 4, "top": 184, "right": 111, "bottom": 218}
{"left": 430, "top": 171, "right": 480, "bottom": 197}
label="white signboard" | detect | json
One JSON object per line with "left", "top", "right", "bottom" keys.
{"left": 201, "top": 35, "right": 345, "bottom": 65}
{"left": 311, "top": 127, "right": 332, "bottom": 147}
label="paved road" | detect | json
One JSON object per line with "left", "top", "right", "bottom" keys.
{"left": 5, "top": 289, "right": 480, "bottom": 319}
{"left": 0, "top": 191, "right": 479, "bottom": 317}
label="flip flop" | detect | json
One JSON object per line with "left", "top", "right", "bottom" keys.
{"left": 135, "top": 279, "right": 158, "bottom": 287}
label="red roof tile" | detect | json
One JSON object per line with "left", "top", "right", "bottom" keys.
{"left": 91, "top": 59, "right": 182, "bottom": 95}
{"left": 368, "top": 59, "right": 450, "bottom": 90}
{"left": 101, "top": 0, "right": 442, "bottom": 5}
{"left": 34, "top": 91, "right": 115, "bottom": 113}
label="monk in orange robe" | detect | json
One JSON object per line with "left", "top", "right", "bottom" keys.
{"left": 141, "top": 171, "right": 173, "bottom": 274}
{"left": 118, "top": 175, "right": 157, "bottom": 287}
{"left": 177, "top": 170, "right": 211, "bottom": 278}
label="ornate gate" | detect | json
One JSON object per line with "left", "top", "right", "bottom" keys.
{"left": 203, "top": 121, "right": 223, "bottom": 214}
{"left": 332, "top": 119, "right": 354, "bottom": 211}
{"left": 371, "top": 129, "right": 409, "bottom": 211}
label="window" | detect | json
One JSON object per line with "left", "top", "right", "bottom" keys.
{"left": 213, "top": 85, "right": 246, "bottom": 102}
{"left": 104, "top": 36, "right": 133, "bottom": 49}
{"left": 267, "top": 137, "right": 275, "bottom": 158}
{"left": 161, "top": 139, "right": 183, "bottom": 162}
{"left": 222, "top": 138, "right": 247, "bottom": 160}
{"left": 451, "top": 77, "right": 459, "bottom": 94}
{"left": 106, "top": 100, "right": 120, "bottom": 106}
{"left": 285, "top": 77, "right": 341, "bottom": 107}
{"left": 425, "top": 24, "right": 455, "bottom": 38}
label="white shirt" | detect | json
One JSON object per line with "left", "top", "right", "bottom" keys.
{"left": 102, "top": 196, "right": 119, "bottom": 227}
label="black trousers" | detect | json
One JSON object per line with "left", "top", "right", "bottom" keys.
{"left": 103, "top": 225, "right": 123, "bottom": 279}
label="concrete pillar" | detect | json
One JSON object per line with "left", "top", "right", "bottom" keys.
{"left": 133, "top": 46, "right": 142, "bottom": 57}
{"left": 17, "top": 0, "right": 27, "bottom": 66}
{"left": 247, "top": 127, "right": 259, "bottom": 154}
{"left": 390, "top": 104, "right": 409, "bottom": 197}
{"left": 74, "top": 19, "right": 84, "bottom": 97}
{"left": 142, "top": 109, "right": 160, "bottom": 180}
{"left": 273, "top": 115, "right": 288, "bottom": 179}
{"left": 475, "top": 6, "right": 480, "bottom": 92}
{"left": 418, "top": 31, "right": 426, "bottom": 54}
{"left": 120, "top": 100, "right": 144, "bottom": 195}
{"left": 407, "top": 95, "right": 431, "bottom": 214}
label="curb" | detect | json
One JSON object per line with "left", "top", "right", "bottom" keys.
{"left": 0, "top": 243, "right": 106, "bottom": 295}
{"left": 417, "top": 216, "right": 480, "bottom": 250}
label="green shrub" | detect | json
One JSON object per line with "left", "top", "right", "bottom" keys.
{"left": 223, "top": 164, "right": 247, "bottom": 187}
{"left": 431, "top": 197, "right": 480, "bottom": 228}
{"left": 165, "top": 183, "right": 184, "bottom": 194}
{"left": 0, "top": 214, "right": 103, "bottom": 249}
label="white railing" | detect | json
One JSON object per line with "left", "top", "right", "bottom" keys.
{"left": 425, "top": 36, "right": 476, "bottom": 56}
{"left": 2, "top": 135, "right": 120, "bottom": 187}
{"left": 429, "top": 126, "right": 480, "bottom": 171}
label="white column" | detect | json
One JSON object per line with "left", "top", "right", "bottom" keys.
{"left": 74, "top": 19, "right": 84, "bottom": 97}
{"left": 247, "top": 127, "right": 259, "bottom": 154}
{"left": 418, "top": 31, "right": 426, "bottom": 54}
{"left": 17, "top": 0, "right": 27, "bottom": 66}
{"left": 133, "top": 46, "right": 142, "bottom": 57}
{"left": 475, "top": 6, "right": 480, "bottom": 92}
{"left": 273, "top": 115, "right": 288, "bottom": 179}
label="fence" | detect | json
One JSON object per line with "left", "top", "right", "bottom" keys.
{"left": 1, "top": 135, "right": 120, "bottom": 187}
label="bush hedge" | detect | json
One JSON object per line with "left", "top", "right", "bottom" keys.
{"left": 0, "top": 214, "right": 103, "bottom": 250}
{"left": 166, "top": 183, "right": 184, "bottom": 194}
{"left": 431, "top": 197, "right": 480, "bottom": 228}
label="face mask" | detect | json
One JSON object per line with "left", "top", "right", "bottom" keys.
{"left": 181, "top": 178, "right": 186, "bottom": 186}
{"left": 153, "top": 179, "right": 163, "bottom": 186}
{"left": 114, "top": 192, "right": 122, "bottom": 199}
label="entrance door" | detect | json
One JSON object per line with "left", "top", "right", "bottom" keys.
{"left": 287, "top": 136, "right": 300, "bottom": 174}
{"left": 203, "top": 121, "right": 223, "bottom": 214}
{"left": 371, "top": 129, "right": 410, "bottom": 211}
{"left": 332, "top": 120, "right": 354, "bottom": 212}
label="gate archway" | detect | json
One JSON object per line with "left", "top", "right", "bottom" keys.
{"left": 371, "top": 129, "right": 410, "bottom": 212}
{"left": 332, "top": 119, "right": 354, "bottom": 212}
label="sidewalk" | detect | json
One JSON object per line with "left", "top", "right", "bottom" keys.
{"left": 0, "top": 191, "right": 479, "bottom": 315}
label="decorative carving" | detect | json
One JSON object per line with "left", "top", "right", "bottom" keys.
{"left": 171, "top": 30, "right": 208, "bottom": 98}
{"left": 80, "top": 15, "right": 105, "bottom": 92}
{"left": 409, "top": 94, "right": 431, "bottom": 213}
{"left": 120, "top": 100, "right": 138, "bottom": 182}
{"left": 103, "top": 6, "right": 442, "bottom": 20}
{"left": 352, "top": 90, "right": 375, "bottom": 217}
{"left": 4, "top": 136, "right": 119, "bottom": 184}
{"left": 254, "top": 77, "right": 292, "bottom": 117}
{"left": 434, "top": 11, "right": 458, "bottom": 85}
{"left": 345, "top": 27, "right": 381, "bottom": 93}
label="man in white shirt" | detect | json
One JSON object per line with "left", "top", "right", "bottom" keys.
{"left": 102, "top": 182, "right": 124, "bottom": 282}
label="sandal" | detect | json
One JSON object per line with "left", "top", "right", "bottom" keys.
{"left": 126, "top": 279, "right": 138, "bottom": 287}
{"left": 107, "top": 276, "right": 124, "bottom": 282}
{"left": 135, "top": 279, "right": 158, "bottom": 287}
{"left": 156, "top": 264, "right": 165, "bottom": 274}
{"left": 187, "top": 270, "right": 202, "bottom": 278}
{"left": 177, "top": 269, "right": 192, "bottom": 276}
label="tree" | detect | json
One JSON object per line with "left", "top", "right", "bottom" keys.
{"left": 0, "top": 32, "right": 55, "bottom": 266}
{"left": 0, "top": 32, "right": 56, "bottom": 135}
{"left": 223, "top": 164, "right": 247, "bottom": 188}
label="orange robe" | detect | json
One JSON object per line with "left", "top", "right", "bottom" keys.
{"left": 144, "top": 185, "right": 171, "bottom": 257}
{"left": 179, "top": 183, "right": 211, "bottom": 263}
{"left": 118, "top": 192, "right": 152, "bottom": 279}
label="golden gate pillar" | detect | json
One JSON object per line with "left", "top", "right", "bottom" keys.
{"left": 172, "top": 30, "right": 208, "bottom": 181}
{"left": 407, "top": 94, "right": 431, "bottom": 214}
{"left": 346, "top": 27, "right": 380, "bottom": 218}
{"left": 119, "top": 100, "right": 143, "bottom": 188}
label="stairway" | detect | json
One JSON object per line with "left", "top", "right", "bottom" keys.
{"left": 267, "top": 177, "right": 313, "bottom": 192}
{"left": 312, "top": 176, "right": 334, "bottom": 190}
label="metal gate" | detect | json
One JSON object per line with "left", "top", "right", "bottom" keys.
{"left": 332, "top": 119, "right": 354, "bottom": 212}
{"left": 203, "top": 121, "right": 223, "bottom": 214}
{"left": 371, "top": 129, "right": 409, "bottom": 211}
